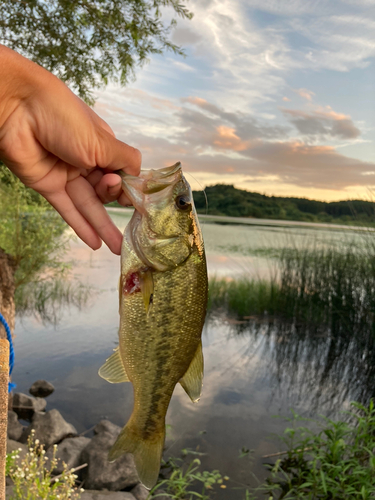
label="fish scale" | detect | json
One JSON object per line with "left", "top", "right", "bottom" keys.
{"left": 98, "top": 163, "right": 208, "bottom": 489}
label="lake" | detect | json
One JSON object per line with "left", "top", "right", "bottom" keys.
{"left": 12, "top": 210, "right": 374, "bottom": 498}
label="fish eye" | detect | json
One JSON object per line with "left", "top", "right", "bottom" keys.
{"left": 175, "top": 195, "right": 191, "bottom": 211}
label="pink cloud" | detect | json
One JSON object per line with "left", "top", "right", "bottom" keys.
{"left": 294, "top": 88, "right": 315, "bottom": 101}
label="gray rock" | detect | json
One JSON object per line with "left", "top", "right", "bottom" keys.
{"left": 29, "top": 379, "right": 55, "bottom": 398}
{"left": 46, "top": 436, "right": 91, "bottom": 475}
{"left": 94, "top": 420, "right": 122, "bottom": 436}
{"left": 13, "top": 392, "right": 47, "bottom": 421}
{"left": 81, "top": 421, "right": 138, "bottom": 491}
{"left": 80, "top": 491, "right": 136, "bottom": 500}
{"left": 6, "top": 485, "right": 14, "bottom": 497}
{"left": 7, "top": 439, "right": 28, "bottom": 463}
{"left": 7, "top": 410, "right": 24, "bottom": 441}
{"left": 131, "top": 483, "right": 151, "bottom": 500}
{"left": 21, "top": 409, "right": 77, "bottom": 449}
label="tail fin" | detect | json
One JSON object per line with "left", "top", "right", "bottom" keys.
{"left": 108, "top": 421, "right": 165, "bottom": 489}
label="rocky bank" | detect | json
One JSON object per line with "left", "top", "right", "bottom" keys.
{"left": 7, "top": 380, "right": 150, "bottom": 500}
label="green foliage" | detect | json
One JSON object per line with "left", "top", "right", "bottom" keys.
{"left": 152, "top": 454, "right": 226, "bottom": 499}
{"left": 0, "top": 164, "right": 68, "bottom": 289}
{"left": 193, "top": 185, "right": 375, "bottom": 225}
{"left": 208, "top": 277, "right": 281, "bottom": 318}
{"left": 254, "top": 401, "right": 375, "bottom": 499}
{"left": 7, "top": 431, "right": 82, "bottom": 499}
{"left": 0, "top": 164, "right": 90, "bottom": 321}
{"left": 0, "top": 0, "right": 193, "bottom": 104}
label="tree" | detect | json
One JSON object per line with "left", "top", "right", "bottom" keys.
{"left": 0, "top": 0, "right": 193, "bottom": 334}
{"left": 0, "top": 164, "right": 90, "bottom": 326}
{"left": 0, "top": 0, "right": 193, "bottom": 104}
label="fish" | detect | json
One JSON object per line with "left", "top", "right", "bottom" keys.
{"left": 98, "top": 162, "right": 208, "bottom": 489}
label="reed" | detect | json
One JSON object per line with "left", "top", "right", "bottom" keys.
{"left": 208, "top": 232, "right": 375, "bottom": 331}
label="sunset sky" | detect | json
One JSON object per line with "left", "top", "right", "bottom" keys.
{"left": 94, "top": 0, "right": 375, "bottom": 201}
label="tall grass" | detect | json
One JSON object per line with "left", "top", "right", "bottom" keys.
{"left": 208, "top": 277, "right": 281, "bottom": 318}
{"left": 277, "top": 243, "right": 375, "bottom": 330}
{"left": 208, "top": 233, "right": 375, "bottom": 331}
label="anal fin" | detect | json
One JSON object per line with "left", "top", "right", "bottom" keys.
{"left": 179, "top": 341, "right": 204, "bottom": 403}
{"left": 99, "top": 348, "right": 129, "bottom": 383}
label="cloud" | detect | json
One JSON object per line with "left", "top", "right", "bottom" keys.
{"left": 281, "top": 107, "right": 361, "bottom": 140}
{"left": 294, "top": 88, "right": 315, "bottom": 101}
{"left": 95, "top": 87, "right": 374, "bottom": 193}
{"left": 123, "top": 129, "right": 375, "bottom": 191}
{"left": 171, "top": 27, "right": 202, "bottom": 46}
{"left": 282, "top": 97, "right": 291, "bottom": 102}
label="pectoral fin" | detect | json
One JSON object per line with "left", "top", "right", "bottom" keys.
{"left": 140, "top": 268, "right": 154, "bottom": 314}
{"left": 179, "top": 342, "right": 204, "bottom": 403}
{"left": 99, "top": 348, "right": 129, "bottom": 383}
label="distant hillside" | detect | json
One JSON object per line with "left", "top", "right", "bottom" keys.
{"left": 192, "top": 184, "right": 375, "bottom": 225}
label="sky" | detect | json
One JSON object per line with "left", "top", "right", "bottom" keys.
{"left": 93, "top": 0, "right": 375, "bottom": 202}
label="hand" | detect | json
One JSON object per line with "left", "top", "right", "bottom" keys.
{"left": 0, "top": 45, "right": 141, "bottom": 255}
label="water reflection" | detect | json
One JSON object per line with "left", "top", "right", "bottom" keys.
{"left": 219, "top": 314, "right": 375, "bottom": 417}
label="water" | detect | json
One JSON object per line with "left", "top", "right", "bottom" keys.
{"left": 12, "top": 210, "right": 373, "bottom": 497}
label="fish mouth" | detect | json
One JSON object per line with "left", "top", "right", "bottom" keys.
{"left": 118, "top": 162, "right": 181, "bottom": 184}
{"left": 118, "top": 162, "right": 183, "bottom": 211}
{"left": 147, "top": 162, "right": 182, "bottom": 179}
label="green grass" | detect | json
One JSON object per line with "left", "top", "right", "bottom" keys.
{"left": 208, "top": 234, "right": 375, "bottom": 332}
{"left": 152, "top": 451, "right": 226, "bottom": 499}
{"left": 208, "top": 277, "right": 281, "bottom": 318}
{"left": 250, "top": 401, "right": 375, "bottom": 499}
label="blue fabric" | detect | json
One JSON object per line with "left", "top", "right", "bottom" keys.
{"left": 0, "top": 312, "right": 16, "bottom": 392}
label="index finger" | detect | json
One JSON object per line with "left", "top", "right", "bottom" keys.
{"left": 66, "top": 175, "right": 123, "bottom": 254}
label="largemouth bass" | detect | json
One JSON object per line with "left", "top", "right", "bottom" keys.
{"left": 99, "top": 162, "right": 208, "bottom": 489}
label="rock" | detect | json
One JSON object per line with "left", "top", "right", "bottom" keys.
{"left": 7, "top": 439, "right": 28, "bottom": 464}
{"left": 21, "top": 409, "right": 77, "bottom": 449}
{"left": 80, "top": 491, "right": 136, "bottom": 500}
{"left": 46, "top": 436, "right": 91, "bottom": 475}
{"left": 131, "top": 483, "right": 150, "bottom": 500}
{"left": 6, "top": 485, "right": 14, "bottom": 497}
{"left": 7, "top": 439, "right": 28, "bottom": 457}
{"left": 29, "top": 379, "right": 55, "bottom": 398}
{"left": 81, "top": 420, "right": 138, "bottom": 491}
{"left": 94, "top": 420, "right": 122, "bottom": 436}
{"left": 12, "top": 392, "right": 47, "bottom": 421}
{"left": 7, "top": 410, "right": 24, "bottom": 441}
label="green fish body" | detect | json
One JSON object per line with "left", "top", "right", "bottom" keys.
{"left": 99, "top": 163, "right": 208, "bottom": 488}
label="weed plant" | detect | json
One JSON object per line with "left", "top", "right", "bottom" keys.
{"left": 152, "top": 452, "right": 227, "bottom": 499}
{"left": 7, "top": 431, "right": 83, "bottom": 500}
{"left": 253, "top": 401, "right": 375, "bottom": 499}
